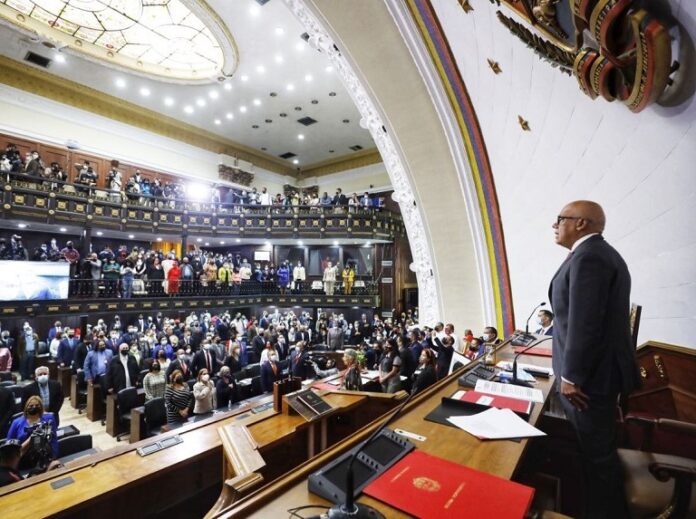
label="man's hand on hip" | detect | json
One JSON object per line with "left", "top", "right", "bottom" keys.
{"left": 561, "top": 380, "right": 589, "bottom": 411}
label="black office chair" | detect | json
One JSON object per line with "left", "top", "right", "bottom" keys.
{"left": 76, "top": 371, "right": 88, "bottom": 414}
{"left": 0, "top": 380, "right": 13, "bottom": 387}
{"left": 0, "top": 371, "right": 12, "bottom": 382}
{"left": 115, "top": 387, "right": 139, "bottom": 442}
{"left": 143, "top": 397, "right": 167, "bottom": 438}
{"left": 247, "top": 363, "right": 260, "bottom": 378}
{"left": 137, "top": 369, "right": 149, "bottom": 386}
{"left": 57, "top": 434, "right": 93, "bottom": 458}
{"left": 250, "top": 375, "right": 262, "bottom": 397}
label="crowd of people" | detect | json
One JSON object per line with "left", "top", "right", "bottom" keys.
{"left": 2, "top": 144, "right": 385, "bottom": 213}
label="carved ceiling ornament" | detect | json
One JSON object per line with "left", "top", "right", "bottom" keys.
{"left": 282, "top": 0, "right": 440, "bottom": 325}
{"left": 491, "top": 0, "right": 682, "bottom": 112}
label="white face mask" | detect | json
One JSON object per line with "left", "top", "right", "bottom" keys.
{"left": 536, "top": 317, "right": 544, "bottom": 326}
{"left": 201, "top": 374, "right": 210, "bottom": 382}
{"left": 37, "top": 374, "right": 49, "bottom": 384}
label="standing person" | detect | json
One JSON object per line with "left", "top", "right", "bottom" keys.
{"left": 17, "top": 322, "right": 38, "bottom": 381}
{"left": 83, "top": 340, "right": 113, "bottom": 386}
{"left": 379, "top": 338, "right": 402, "bottom": 394}
{"left": 164, "top": 370, "right": 192, "bottom": 425}
{"left": 216, "top": 367, "right": 237, "bottom": 408}
{"left": 411, "top": 348, "right": 437, "bottom": 395}
{"left": 192, "top": 369, "right": 216, "bottom": 415}
{"left": 549, "top": 200, "right": 640, "bottom": 519}
{"left": 342, "top": 264, "right": 355, "bottom": 295}
{"left": 292, "top": 261, "right": 306, "bottom": 294}
{"left": 105, "top": 344, "right": 139, "bottom": 394}
{"left": 341, "top": 348, "right": 362, "bottom": 391}
{"left": 120, "top": 260, "right": 135, "bottom": 299}
{"left": 167, "top": 260, "right": 182, "bottom": 296}
{"left": 276, "top": 262, "right": 290, "bottom": 295}
{"left": 102, "top": 258, "right": 120, "bottom": 298}
{"left": 323, "top": 261, "right": 337, "bottom": 296}
{"left": 21, "top": 367, "right": 63, "bottom": 427}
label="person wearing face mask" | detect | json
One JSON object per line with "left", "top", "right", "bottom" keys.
{"left": 152, "top": 337, "right": 174, "bottom": 361}
{"left": 534, "top": 310, "right": 554, "bottom": 336}
{"left": 56, "top": 328, "right": 77, "bottom": 369}
{"left": 192, "top": 341, "right": 220, "bottom": 378}
{"left": 215, "top": 366, "right": 238, "bottom": 409}
{"left": 7, "top": 396, "right": 58, "bottom": 473}
{"left": 192, "top": 369, "right": 216, "bottom": 415}
{"left": 411, "top": 349, "right": 437, "bottom": 395}
{"left": 83, "top": 340, "right": 113, "bottom": 386}
{"left": 17, "top": 322, "right": 39, "bottom": 381}
{"left": 260, "top": 348, "right": 282, "bottom": 393}
{"left": 480, "top": 326, "right": 502, "bottom": 347}
{"left": 0, "top": 331, "right": 12, "bottom": 372}
{"left": 21, "top": 366, "right": 63, "bottom": 428}
{"left": 164, "top": 369, "right": 192, "bottom": 425}
{"left": 105, "top": 344, "right": 139, "bottom": 395}
{"left": 143, "top": 362, "right": 166, "bottom": 401}
{"left": 166, "top": 348, "right": 192, "bottom": 382}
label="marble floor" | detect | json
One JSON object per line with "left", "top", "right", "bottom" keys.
{"left": 59, "top": 396, "right": 122, "bottom": 452}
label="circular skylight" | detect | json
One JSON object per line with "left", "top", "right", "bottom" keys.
{"left": 0, "top": 0, "right": 237, "bottom": 82}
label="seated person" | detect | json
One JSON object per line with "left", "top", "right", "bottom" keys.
{"left": 535, "top": 309, "right": 554, "bottom": 336}
{"left": 341, "top": 348, "right": 362, "bottom": 391}
{"left": 0, "top": 439, "right": 22, "bottom": 487}
{"left": 7, "top": 397, "right": 58, "bottom": 474}
{"left": 412, "top": 349, "right": 437, "bottom": 394}
{"left": 21, "top": 367, "right": 63, "bottom": 428}
{"left": 192, "top": 369, "right": 216, "bottom": 415}
{"left": 164, "top": 370, "right": 192, "bottom": 426}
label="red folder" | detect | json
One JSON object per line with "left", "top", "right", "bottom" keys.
{"left": 512, "top": 346, "right": 552, "bottom": 356}
{"left": 311, "top": 382, "right": 336, "bottom": 391}
{"left": 451, "top": 390, "right": 532, "bottom": 415}
{"left": 364, "top": 450, "right": 534, "bottom": 518}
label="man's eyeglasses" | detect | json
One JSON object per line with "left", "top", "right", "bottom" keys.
{"left": 555, "top": 215, "right": 588, "bottom": 225}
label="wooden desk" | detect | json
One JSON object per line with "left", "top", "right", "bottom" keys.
{"left": 0, "top": 382, "right": 402, "bottom": 519}
{"left": 69, "top": 374, "right": 82, "bottom": 410}
{"left": 105, "top": 389, "right": 145, "bottom": 437}
{"left": 213, "top": 342, "right": 556, "bottom": 518}
{"left": 57, "top": 366, "right": 72, "bottom": 399}
{"left": 86, "top": 382, "right": 105, "bottom": 422}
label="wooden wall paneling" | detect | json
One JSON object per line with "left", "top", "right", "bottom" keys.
{"left": 40, "top": 144, "right": 70, "bottom": 170}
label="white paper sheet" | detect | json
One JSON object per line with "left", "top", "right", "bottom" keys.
{"left": 496, "top": 361, "right": 554, "bottom": 377}
{"left": 447, "top": 407, "right": 546, "bottom": 440}
{"left": 474, "top": 380, "right": 545, "bottom": 403}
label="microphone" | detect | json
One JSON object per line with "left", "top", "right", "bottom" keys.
{"left": 510, "top": 336, "right": 553, "bottom": 388}
{"left": 525, "top": 302, "right": 546, "bottom": 335}
{"left": 325, "top": 386, "right": 419, "bottom": 519}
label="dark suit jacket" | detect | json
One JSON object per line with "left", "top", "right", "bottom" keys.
{"left": 535, "top": 325, "right": 554, "bottom": 336}
{"left": 105, "top": 355, "right": 140, "bottom": 393}
{"left": 191, "top": 349, "right": 219, "bottom": 378}
{"left": 165, "top": 358, "right": 192, "bottom": 382}
{"left": 549, "top": 235, "right": 640, "bottom": 396}
{"left": 21, "top": 380, "right": 63, "bottom": 423}
{"left": 0, "top": 387, "right": 15, "bottom": 437}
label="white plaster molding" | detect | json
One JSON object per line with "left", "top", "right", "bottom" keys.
{"left": 283, "top": 0, "right": 441, "bottom": 325}
{"left": 384, "top": 0, "right": 497, "bottom": 327}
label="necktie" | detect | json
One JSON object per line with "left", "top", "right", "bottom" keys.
{"left": 205, "top": 352, "right": 211, "bottom": 372}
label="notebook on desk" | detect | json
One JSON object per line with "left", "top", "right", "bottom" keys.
{"left": 364, "top": 450, "right": 534, "bottom": 518}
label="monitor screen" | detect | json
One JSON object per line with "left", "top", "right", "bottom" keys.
{"left": 0, "top": 261, "right": 69, "bottom": 300}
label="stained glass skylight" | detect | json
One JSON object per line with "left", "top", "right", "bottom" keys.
{"left": 0, "top": 0, "right": 235, "bottom": 82}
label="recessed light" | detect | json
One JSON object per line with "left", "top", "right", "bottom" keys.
{"left": 265, "top": 241, "right": 271, "bottom": 247}
{"left": 329, "top": 92, "right": 337, "bottom": 96}
{"left": 96, "top": 231, "right": 103, "bottom": 236}
{"left": 256, "top": 65, "right": 265, "bottom": 74}
{"left": 164, "top": 97, "right": 175, "bottom": 106}
{"left": 235, "top": 238, "right": 241, "bottom": 243}
{"left": 253, "top": 98, "right": 261, "bottom": 106}
{"left": 60, "top": 227, "right": 67, "bottom": 232}
{"left": 139, "top": 87, "right": 151, "bottom": 96}
{"left": 54, "top": 54, "right": 66, "bottom": 63}
{"left": 220, "top": 240, "right": 225, "bottom": 245}
{"left": 239, "top": 106, "right": 247, "bottom": 113}
{"left": 274, "top": 54, "right": 283, "bottom": 63}
{"left": 196, "top": 98, "right": 206, "bottom": 107}
{"left": 214, "top": 119, "right": 221, "bottom": 125}
{"left": 297, "top": 134, "right": 305, "bottom": 140}
{"left": 249, "top": 4, "right": 260, "bottom": 16}
{"left": 115, "top": 78, "right": 126, "bottom": 88}
{"left": 226, "top": 112, "right": 234, "bottom": 120}
{"left": 333, "top": 240, "right": 339, "bottom": 246}
{"left": 325, "top": 65, "right": 333, "bottom": 72}
{"left": 184, "top": 105, "right": 194, "bottom": 114}
{"left": 205, "top": 242, "right": 210, "bottom": 246}
{"left": 304, "top": 74, "right": 313, "bottom": 82}
{"left": 128, "top": 234, "right": 135, "bottom": 239}
{"left": 286, "top": 83, "right": 294, "bottom": 91}
{"left": 209, "top": 90, "right": 219, "bottom": 100}
{"left": 275, "top": 27, "right": 284, "bottom": 36}
{"left": 241, "top": 74, "right": 249, "bottom": 81}
{"left": 196, "top": 238, "right": 202, "bottom": 242}
{"left": 365, "top": 242, "right": 371, "bottom": 246}
{"left": 292, "top": 159, "right": 299, "bottom": 165}
{"left": 297, "top": 240, "right": 304, "bottom": 246}
{"left": 295, "top": 42, "right": 305, "bottom": 51}
{"left": 223, "top": 83, "right": 232, "bottom": 91}
{"left": 156, "top": 237, "right": 162, "bottom": 242}
{"left": 17, "top": 223, "right": 27, "bottom": 228}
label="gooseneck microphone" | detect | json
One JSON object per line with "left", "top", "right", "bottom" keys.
{"left": 525, "top": 302, "right": 546, "bottom": 334}
{"left": 510, "top": 336, "right": 553, "bottom": 387}
{"left": 325, "top": 386, "right": 419, "bottom": 519}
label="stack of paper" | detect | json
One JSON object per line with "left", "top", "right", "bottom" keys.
{"left": 474, "top": 379, "right": 544, "bottom": 403}
{"left": 447, "top": 407, "right": 546, "bottom": 440}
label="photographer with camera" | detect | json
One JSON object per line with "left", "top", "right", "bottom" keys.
{"left": 6, "top": 396, "right": 58, "bottom": 475}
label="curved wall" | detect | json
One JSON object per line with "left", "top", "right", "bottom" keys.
{"left": 427, "top": 0, "right": 696, "bottom": 346}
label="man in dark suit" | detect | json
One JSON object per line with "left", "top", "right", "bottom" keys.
{"left": 534, "top": 309, "right": 554, "bottom": 336}
{"left": 105, "top": 344, "right": 140, "bottom": 394}
{"left": 21, "top": 366, "right": 63, "bottom": 427}
{"left": 55, "top": 329, "right": 78, "bottom": 368}
{"left": 134, "top": 315, "right": 147, "bottom": 334}
{"left": 549, "top": 200, "right": 640, "bottom": 519}
{"left": 191, "top": 342, "right": 219, "bottom": 378}
{"left": 166, "top": 348, "right": 193, "bottom": 382}
{"left": 0, "top": 386, "right": 15, "bottom": 438}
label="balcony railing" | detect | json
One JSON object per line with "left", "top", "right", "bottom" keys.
{"left": 0, "top": 173, "right": 404, "bottom": 239}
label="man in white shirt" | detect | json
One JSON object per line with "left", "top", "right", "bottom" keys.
{"left": 258, "top": 187, "right": 271, "bottom": 206}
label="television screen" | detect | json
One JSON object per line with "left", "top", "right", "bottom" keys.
{"left": 0, "top": 261, "right": 70, "bottom": 300}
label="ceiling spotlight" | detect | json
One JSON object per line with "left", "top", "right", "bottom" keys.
{"left": 60, "top": 227, "right": 67, "bottom": 232}
{"left": 96, "top": 231, "right": 103, "bottom": 236}
{"left": 183, "top": 105, "right": 194, "bottom": 114}
{"left": 333, "top": 240, "right": 339, "bottom": 246}
{"left": 275, "top": 27, "right": 284, "bottom": 36}
{"left": 54, "top": 54, "right": 66, "bottom": 63}
{"left": 297, "top": 240, "right": 303, "bottom": 246}
{"left": 17, "top": 223, "right": 27, "bottom": 228}
{"left": 295, "top": 42, "right": 305, "bottom": 51}
{"left": 128, "top": 234, "right": 135, "bottom": 239}
{"left": 239, "top": 106, "right": 247, "bottom": 113}
{"left": 139, "top": 87, "right": 151, "bottom": 97}
{"left": 196, "top": 238, "right": 202, "bottom": 242}
{"left": 365, "top": 241, "right": 371, "bottom": 246}
{"left": 286, "top": 83, "right": 294, "bottom": 91}
{"left": 164, "top": 97, "right": 175, "bottom": 106}
{"left": 196, "top": 98, "right": 206, "bottom": 107}
{"left": 264, "top": 241, "right": 271, "bottom": 247}
{"left": 292, "top": 159, "right": 299, "bottom": 165}
{"left": 209, "top": 90, "right": 219, "bottom": 100}
{"left": 205, "top": 242, "right": 210, "bottom": 246}
{"left": 256, "top": 65, "right": 265, "bottom": 74}
{"left": 235, "top": 238, "right": 241, "bottom": 243}
{"left": 223, "top": 83, "right": 232, "bottom": 91}
{"left": 115, "top": 78, "right": 126, "bottom": 88}
{"left": 226, "top": 112, "right": 234, "bottom": 120}
{"left": 241, "top": 74, "right": 249, "bottom": 81}
{"left": 274, "top": 54, "right": 283, "bottom": 63}
{"left": 220, "top": 240, "right": 225, "bottom": 245}
{"left": 304, "top": 74, "right": 313, "bottom": 82}
{"left": 325, "top": 65, "right": 333, "bottom": 72}
{"left": 253, "top": 98, "right": 261, "bottom": 106}
{"left": 214, "top": 119, "right": 221, "bottom": 125}
{"left": 297, "top": 134, "right": 304, "bottom": 140}
{"left": 249, "top": 4, "right": 260, "bottom": 16}
{"left": 156, "top": 237, "right": 162, "bottom": 242}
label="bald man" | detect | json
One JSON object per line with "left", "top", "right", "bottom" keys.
{"left": 549, "top": 200, "right": 639, "bottom": 518}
